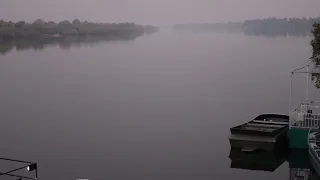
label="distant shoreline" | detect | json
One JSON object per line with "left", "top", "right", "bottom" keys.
{"left": 174, "top": 17, "right": 320, "bottom": 37}
{"left": 0, "top": 19, "right": 158, "bottom": 42}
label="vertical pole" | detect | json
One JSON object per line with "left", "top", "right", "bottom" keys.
{"left": 36, "top": 169, "right": 38, "bottom": 180}
{"left": 307, "top": 65, "right": 309, "bottom": 101}
{"left": 289, "top": 73, "right": 293, "bottom": 129}
{"left": 289, "top": 168, "right": 292, "bottom": 180}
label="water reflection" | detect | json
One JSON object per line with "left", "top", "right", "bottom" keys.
{"left": 229, "top": 148, "right": 287, "bottom": 172}
{"left": 243, "top": 31, "right": 311, "bottom": 38}
{"left": 0, "top": 36, "right": 139, "bottom": 55}
{"left": 229, "top": 148, "right": 320, "bottom": 180}
{"left": 174, "top": 28, "right": 311, "bottom": 39}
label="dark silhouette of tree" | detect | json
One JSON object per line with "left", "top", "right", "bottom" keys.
{"left": 72, "top": 19, "right": 81, "bottom": 25}
{"left": 311, "top": 23, "right": 320, "bottom": 65}
{"left": 0, "top": 19, "right": 158, "bottom": 42}
{"left": 15, "top": 21, "right": 25, "bottom": 29}
{"left": 310, "top": 23, "right": 320, "bottom": 88}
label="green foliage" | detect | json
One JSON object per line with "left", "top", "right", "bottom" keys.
{"left": 310, "top": 23, "right": 320, "bottom": 88}
{"left": 311, "top": 23, "right": 320, "bottom": 65}
{"left": 0, "top": 19, "right": 157, "bottom": 42}
{"left": 72, "top": 19, "right": 81, "bottom": 25}
{"left": 15, "top": 21, "right": 25, "bottom": 29}
{"left": 33, "top": 19, "right": 45, "bottom": 25}
{"left": 0, "top": 26, "right": 15, "bottom": 40}
{"left": 0, "top": 20, "right": 6, "bottom": 27}
{"left": 311, "top": 73, "right": 320, "bottom": 88}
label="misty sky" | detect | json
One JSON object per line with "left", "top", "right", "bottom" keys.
{"left": 1, "top": 0, "right": 320, "bottom": 25}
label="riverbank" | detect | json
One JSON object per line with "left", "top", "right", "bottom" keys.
{"left": 0, "top": 19, "right": 158, "bottom": 42}
{"left": 174, "top": 17, "right": 320, "bottom": 37}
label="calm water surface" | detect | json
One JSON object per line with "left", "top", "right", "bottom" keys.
{"left": 0, "top": 31, "right": 317, "bottom": 180}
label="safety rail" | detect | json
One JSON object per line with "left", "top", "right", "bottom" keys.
{"left": 290, "top": 101, "right": 320, "bottom": 129}
{"left": 289, "top": 168, "right": 311, "bottom": 180}
{"left": 0, "top": 158, "right": 38, "bottom": 180}
{"left": 308, "top": 125, "right": 319, "bottom": 158}
{"left": 308, "top": 125, "right": 320, "bottom": 175}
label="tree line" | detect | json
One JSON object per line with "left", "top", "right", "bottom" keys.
{"left": 174, "top": 17, "right": 320, "bottom": 37}
{"left": 243, "top": 17, "right": 320, "bottom": 37}
{"left": 0, "top": 19, "right": 158, "bottom": 42}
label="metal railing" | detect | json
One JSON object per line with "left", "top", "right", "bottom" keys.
{"left": 289, "top": 168, "right": 311, "bottom": 180}
{"left": 0, "top": 158, "right": 38, "bottom": 180}
{"left": 290, "top": 101, "right": 320, "bottom": 129}
{"left": 308, "top": 125, "right": 320, "bottom": 176}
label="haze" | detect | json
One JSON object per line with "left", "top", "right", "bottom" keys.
{"left": 1, "top": 0, "right": 320, "bottom": 26}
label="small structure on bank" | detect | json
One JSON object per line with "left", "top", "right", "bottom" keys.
{"left": 289, "top": 60, "right": 320, "bottom": 149}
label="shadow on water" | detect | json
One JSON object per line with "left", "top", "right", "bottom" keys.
{"left": 229, "top": 148, "right": 288, "bottom": 172}
{"left": 0, "top": 36, "right": 140, "bottom": 55}
{"left": 229, "top": 147, "right": 320, "bottom": 180}
{"left": 243, "top": 31, "right": 311, "bottom": 39}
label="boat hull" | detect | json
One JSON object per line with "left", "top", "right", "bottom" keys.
{"left": 288, "top": 128, "right": 309, "bottom": 149}
{"left": 310, "top": 148, "right": 320, "bottom": 178}
{"left": 229, "top": 133, "right": 288, "bottom": 151}
{"left": 229, "top": 146, "right": 287, "bottom": 172}
{"left": 229, "top": 114, "right": 289, "bottom": 152}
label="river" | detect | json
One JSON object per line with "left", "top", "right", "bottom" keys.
{"left": 0, "top": 30, "right": 318, "bottom": 180}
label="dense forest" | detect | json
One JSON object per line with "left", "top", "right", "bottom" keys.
{"left": 174, "top": 17, "right": 320, "bottom": 37}
{"left": 0, "top": 19, "right": 158, "bottom": 42}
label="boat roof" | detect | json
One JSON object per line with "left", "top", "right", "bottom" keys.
{"left": 254, "top": 114, "right": 289, "bottom": 121}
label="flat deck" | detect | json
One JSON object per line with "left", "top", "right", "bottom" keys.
{"left": 231, "top": 121, "right": 287, "bottom": 135}
{"left": 230, "top": 114, "right": 289, "bottom": 137}
{"left": 240, "top": 125, "right": 279, "bottom": 133}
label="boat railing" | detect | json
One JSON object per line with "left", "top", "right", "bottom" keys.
{"left": 308, "top": 125, "right": 319, "bottom": 137}
{"left": 0, "top": 158, "right": 38, "bottom": 180}
{"left": 290, "top": 101, "right": 320, "bottom": 129}
{"left": 290, "top": 168, "right": 311, "bottom": 180}
{"left": 308, "top": 125, "right": 320, "bottom": 163}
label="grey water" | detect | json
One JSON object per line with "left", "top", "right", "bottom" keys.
{"left": 0, "top": 31, "right": 318, "bottom": 180}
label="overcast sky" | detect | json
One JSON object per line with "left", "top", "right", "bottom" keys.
{"left": 0, "top": 0, "right": 320, "bottom": 25}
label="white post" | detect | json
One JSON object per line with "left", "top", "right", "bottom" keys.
{"left": 307, "top": 65, "right": 309, "bottom": 101}
{"left": 289, "top": 73, "right": 293, "bottom": 129}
